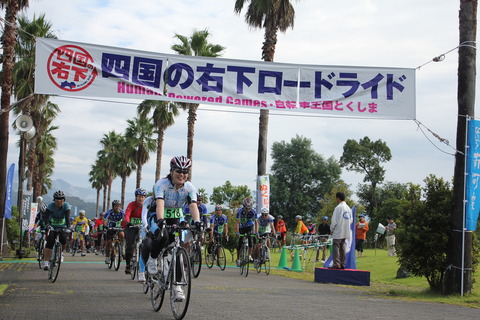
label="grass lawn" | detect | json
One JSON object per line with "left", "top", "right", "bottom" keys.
{"left": 225, "top": 247, "right": 480, "bottom": 309}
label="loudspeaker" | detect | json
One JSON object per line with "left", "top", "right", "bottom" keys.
{"left": 25, "top": 126, "right": 36, "bottom": 140}
{"left": 15, "top": 115, "right": 33, "bottom": 132}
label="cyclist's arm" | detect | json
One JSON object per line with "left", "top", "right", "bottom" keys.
{"left": 236, "top": 220, "right": 239, "bottom": 233}
{"left": 254, "top": 219, "right": 258, "bottom": 234}
{"left": 224, "top": 223, "right": 228, "bottom": 237}
{"left": 188, "top": 202, "right": 200, "bottom": 222}
{"left": 156, "top": 198, "right": 165, "bottom": 220}
{"left": 270, "top": 222, "right": 276, "bottom": 234}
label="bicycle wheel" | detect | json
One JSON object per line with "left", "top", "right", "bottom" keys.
{"left": 50, "top": 243, "right": 62, "bottom": 283}
{"left": 205, "top": 245, "right": 214, "bottom": 269}
{"left": 108, "top": 248, "right": 114, "bottom": 269}
{"left": 170, "top": 247, "right": 191, "bottom": 320}
{"left": 143, "top": 270, "right": 150, "bottom": 294}
{"left": 217, "top": 245, "right": 226, "bottom": 271}
{"left": 151, "top": 275, "right": 166, "bottom": 312}
{"left": 37, "top": 240, "right": 45, "bottom": 269}
{"left": 114, "top": 242, "right": 121, "bottom": 271}
{"left": 130, "top": 247, "right": 138, "bottom": 280}
{"left": 263, "top": 247, "right": 270, "bottom": 275}
{"left": 240, "top": 243, "right": 249, "bottom": 277}
{"left": 71, "top": 240, "right": 76, "bottom": 256}
{"left": 190, "top": 243, "right": 202, "bottom": 278}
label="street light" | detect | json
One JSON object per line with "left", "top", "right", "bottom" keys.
{"left": 14, "top": 114, "right": 35, "bottom": 258}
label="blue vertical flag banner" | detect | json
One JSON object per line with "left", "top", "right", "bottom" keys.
{"left": 466, "top": 119, "right": 480, "bottom": 231}
{"left": 324, "top": 205, "right": 357, "bottom": 269}
{"left": 4, "top": 163, "right": 15, "bottom": 219}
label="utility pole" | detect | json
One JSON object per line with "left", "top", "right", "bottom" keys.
{"left": 444, "top": 0, "right": 477, "bottom": 295}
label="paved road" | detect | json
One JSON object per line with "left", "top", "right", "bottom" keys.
{"left": 0, "top": 254, "right": 478, "bottom": 320}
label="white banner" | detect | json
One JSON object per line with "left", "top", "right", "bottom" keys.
{"left": 35, "top": 38, "right": 416, "bottom": 119}
{"left": 257, "top": 175, "right": 270, "bottom": 214}
{"left": 29, "top": 203, "right": 38, "bottom": 232}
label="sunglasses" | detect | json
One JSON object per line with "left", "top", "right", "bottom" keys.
{"left": 175, "top": 169, "right": 189, "bottom": 174}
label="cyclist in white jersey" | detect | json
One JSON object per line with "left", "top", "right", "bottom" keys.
{"left": 142, "top": 156, "right": 201, "bottom": 302}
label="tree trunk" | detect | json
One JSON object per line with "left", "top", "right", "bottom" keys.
{"left": 155, "top": 128, "right": 165, "bottom": 182}
{"left": 121, "top": 176, "right": 126, "bottom": 207}
{"left": 0, "top": 1, "right": 19, "bottom": 224}
{"left": 107, "top": 182, "right": 112, "bottom": 210}
{"left": 96, "top": 188, "right": 100, "bottom": 217}
{"left": 257, "top": 109, "right": 269, "bottom": 176}
{"left": 102, "top": 186, "right": 107, "bottom": 213}
{"left": 187, "top": 103, "right": 198, "bottom": 181}
{"left": 444, "top": 0, "right": 477, "bottom": 295}
{"left": 136, "top": 162, "right": 143, "bottom": 189}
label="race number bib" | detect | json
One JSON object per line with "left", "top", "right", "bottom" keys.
{"left": 76, "top": 224, "right": 83, "bottom": 232}
{"left": 51, "top": 218, "right": 65, "bottom": 226}
{"left": 217, "top": 225, "right": 224, "bottom": 233}
{"left": 131, "top": 218, "right": 142, "bottom": 225}
{"left": 164, "top": 207, "right": 183, "bottom": 219}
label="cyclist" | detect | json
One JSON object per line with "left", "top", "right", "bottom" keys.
{"left": 104, "top": 200, "right": 125, "bottom": 265}
{"left": 94, "top": 212, "right": 106, "bottom": 255}
{"left": 123, "top": 188, "right": 147, "bottom": 275}
{"left": 208, "top": 205, "right": 228, "bottom": 253}
{"left": 294, "top": 215, "right": 309, "bottom": 244}
{"left": 142, "top": 156, "right": 201, "bottom": 302}
{"left": 316, "top": 216, "right": 331, "bottom": 262}
{"left": 275, "top": 215, "right": 287, "bottom": 252}
{"left": 306, "top": 218, "right": 316, "bottom": 242}
{"left": 253, "top": 207, "right": 275, "bottom": 267}
{"left": 33, "top": 196, "right": 48, "bottom": 254}
{"left": 42, "top": 190, "right": 71, "bottom": 270}
{"left": 73, "top": 210, "right": 89, "bottom": 256}
{"left": 182, "top": 193, "right": 208, "bottom": 250}
{"left": 138, "top": 192, "right": 155, "bottom": 282}
{"left": 235, "top": 197, "right": 258, "bottom": 266}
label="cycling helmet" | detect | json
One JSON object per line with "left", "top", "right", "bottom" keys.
{"left": 306, "top": 218, "right": 311, "bottom": 223}
{"left": 295, "top": 215, "right": 302, "bottom": 220}
{"left": 197, "top": 193, "right": 203, "bottom": 201}
{"left": 242, "top": 197, "right": 253, "bottom": 209}
{"left": 135, "top": 188, "right": 147, "bottom": 196}
{"left": 278, "top": 215, "right": 283, "bottom": 219}
{"left": 323, "top": 216, "right": 328, "bottom": 221}
{"left": 36, "top": 196, "right": 43, "bottom": 203}
{"left": 79, "top": 210, "right": 86, "bottom": 216}
{"left": 112, "top": 200, "right": 121, "bottom": 207}
{"left": 260, "top": 207, "right": 269, "bottom": 215}
{"left": 53, "top": 190, "right": 65, "bottom": 200}
{"left": 70, "top": 217, "right": 75, "bottom": 221}
{"left": 215, "top": 205, "right": 222, "bottom": 211}
{"left": 170, "top": 156, "right": 192, "bottom": 170}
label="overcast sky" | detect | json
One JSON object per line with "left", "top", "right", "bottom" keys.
{"left": 5, "top": 0, "right": 477, "bottom": 205}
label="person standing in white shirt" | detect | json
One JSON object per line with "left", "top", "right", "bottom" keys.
{"left": 329, "top": 192, "right": 353, "bottom": 269}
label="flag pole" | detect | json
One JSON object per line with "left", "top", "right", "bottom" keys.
{"left": 0, "top": 217, "right": 5, "bottom": 261}
{"left": 461, "top": 116, "right": 470, "bottom": 296}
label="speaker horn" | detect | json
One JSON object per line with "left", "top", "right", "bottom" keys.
{"left": 25, "top": 126, "right": 36, "bottom": 140}
{"left": 15, "top": 115, "right": 33, "bottom": 132}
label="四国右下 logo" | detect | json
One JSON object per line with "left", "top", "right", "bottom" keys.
{"left": 47, "top": 44, "right": 98, "bottom": 92}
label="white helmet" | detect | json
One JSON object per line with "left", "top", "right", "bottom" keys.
{"left": 295, "top": 215, "right": 302, "bottom": 220}
{"left": 261, "top": 207, "right": 269, "bottom": 215}
{"left": 36, "top": 196, "right": 43, "bottom": 203}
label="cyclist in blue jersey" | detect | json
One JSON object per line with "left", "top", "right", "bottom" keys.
{"left": 42, "top": 190, "right": 71, "bottom": 270}
{"left": 104, "top": 200, "right": 125, "bottom": 264}
{"left": 182, "top": 193, "right": 208, "bottom": 246}
{"left": 142, "top": 156, "right": 201, "bottom": 302}
{"left": 208, "top": 205, "right": 228, "bottom": 253}
{"left": 235, "top": 197, "right": 258, "bottom": 266}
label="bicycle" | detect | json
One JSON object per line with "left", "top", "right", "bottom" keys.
{"left": 46, "top": 226, "right": 70, "bottom": 283}
{"left": 188, "top": 228, "right": 202, "bottom": 278}
{"left": 205, "top": 233, "right": 226, "bottom": 271}
{"left": 254, "top": 235, "right": 271, "bottom": 275}
{"left": 238, "top": 232, "right": 254, "bottom": 277}
{"left": 36, "top": 229, "right": 46, "bottom": 269}
{"left": 108, "top": 227, "right": 124, "bottom": 271}
{"left": 71, "top": 233, "right": 80, "bottom": 256}
{"left": 129, "top": 225, "right": 142, "bottom": 280}
{"left": 149, "top": 224, "right": 192, "bottom": 320}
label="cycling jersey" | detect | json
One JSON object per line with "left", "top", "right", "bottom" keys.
{"left": 104, "top": 208, "right": 125, "bottom": 228}
{"left": 236, "top": 207, "right": 257, "bottom": 228}
{"left": 295, "top": 220, "right": 309, "bottom": 234}
{"left": 154, "top": 177, "right": 197, "bottom": 210}
{"left": 210, "top": 214, "right": 228, "bottom": 234}
{"left": 95, "top": 218, "right": 106, "bottom": 232}
{"left": 276, "top": 219, "right": 287, "bottom": 234}
{"left": 74, "top": 216, "right": 89, "bottom": 233}
{"left": 258, "top": 214, "right": 274, "bottom": 234}
{"left": 124, "top": 201, "right": 143, "bottom": 226}
{"left": 183, "top": 202, "right": 208, "bottom": 224}
{"left": 45, "top": 202, "right": 71, "bottom": 227}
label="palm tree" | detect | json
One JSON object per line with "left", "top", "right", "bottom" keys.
{"left": 137, "top": 100, "right": 179, "bottom": 181}
{"left": 171, "top": 29, "right": 225, "bottom": 180}
{"left": 89, "top": 163, "right": 106, "bottom": 216}
{"left": 234, "top": 0, "right": 298, "bottom": 177}
{"left": 35, "top": 124, "right": 58, "bottom": 196}
{"left": 125, "top": 115, "right": 156, "bottom": 188}
{"left": 0, "top": 0, "right": 30, "bottom": 224}
{"left": 115, "top": 134, "right": 136, "bottom": 206}
{"left": 98, "top": 131, "right": 121, "bottom": 208}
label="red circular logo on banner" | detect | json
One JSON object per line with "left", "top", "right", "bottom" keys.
{"left": 46, "top": 45, "right": 98, "bottom": 92}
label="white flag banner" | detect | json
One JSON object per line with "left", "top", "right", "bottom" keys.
{"left": 35, "top": 38, "right": 415, "bottom": 119}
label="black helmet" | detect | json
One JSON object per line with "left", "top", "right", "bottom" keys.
{"left": 112, "top": 200, "right": 121, "bottom": 207}
{"left": 53, "top": 190, "right": 65, "bottom": 200}
{"left": 170, "top": 156, "right": 192, "bottom": 170}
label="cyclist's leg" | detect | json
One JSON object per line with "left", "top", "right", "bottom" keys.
{"left": 124, "top": 227, "right": 135, "bottom": 267}
{"left": 43, "top": 231, "right": 57, "bottom": 268}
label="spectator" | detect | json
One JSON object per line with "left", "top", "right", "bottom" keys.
{"left": 386, "top": 217, "right": 397, "bottom": 256}
{"left": 329, "top": 192, "right": 353, "bottom": 269}
{"left": 355, "top": 214, "right": 369, "bottom": 257}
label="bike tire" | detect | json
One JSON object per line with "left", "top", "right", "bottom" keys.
{"left": 50, "top": 244, "right": 62, "bottom": 283}
{"left": 170, "top": 247, "right": 191, "bottom": 320}
{"left": 114, "top": 242, "right": 121, "bottom": 271}
{"left": 265, "top": 255, "right": 271, "bottom": 275}
{"left": 131, "top": 248, "right": 138, "bottom": 280}
{"left": 37, "top": 240, "right": 45, "bottom": 269}
{"left": 240, "top": 243, "right": 249, "bottom": 277}
{"left": 71, "top": 240, "right": 76, "bottom": 257}
{"left": 190, "top": 243, "right": 202, "bottom": 278}
{"left": 151, "top": 275, "right": 166, "bottom": 312}
{"left": 143, "top": 270, "right": 150, "bottom": 294}
{"left": 205, "top": 245, "right": 214, "bottom": 269}
{"left": 217, "top": 245, "right": 226, "bottom": 271}
{"left": 108, "top": 248, "right": 114, "bottom": 269}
